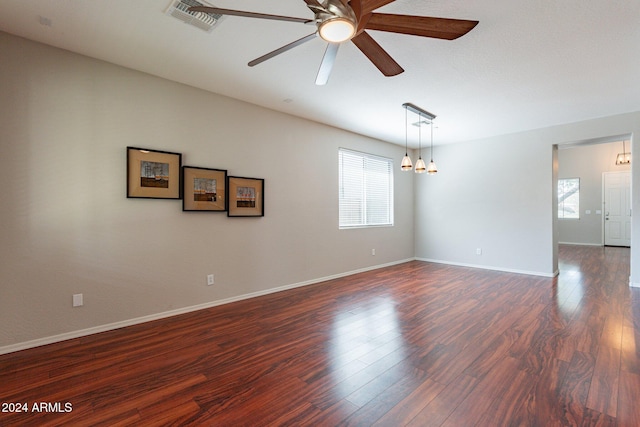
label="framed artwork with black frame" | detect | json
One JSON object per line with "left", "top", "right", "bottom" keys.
{"left": 127, "top": 147, "right": 182, "bottom": 199}
{"left": 227, "top": 176, "right": 264, "bottom": 217}
{"left": 182, "top": 166, "right": 227, "bottom": 212}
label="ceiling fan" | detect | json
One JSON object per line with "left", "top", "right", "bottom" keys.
{"left": 189, "top": 0, "right": 478, "bottom": 85}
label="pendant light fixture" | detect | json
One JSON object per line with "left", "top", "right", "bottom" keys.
{"left": 615, "top": 139, "right": 631, "bottom": 165}
{"left": 401, "top": 103, "right": 436, "bottom": 174}
{"left": 401, "top": 106, "right": 413, "bottom": 171}
{"left": 414, "top": 119, "right": 426, "bottom": 173}
{"left": 426, "top": 120, "right": 438, "bottom": 174}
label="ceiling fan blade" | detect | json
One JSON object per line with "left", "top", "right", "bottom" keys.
{"left": 316, "top": 43, "right": 340, "bottom": 85}
{"left": 188, "top": 6, "right": 312, "bottom": 24}
{"left": 351, "top": 31, "right": 403, "bottom": 76}
{"left": 248, "top": 33, "right": 318, "bottom": 67}
{"left": 366, "top": 13, "right": 479, "bottom": 40}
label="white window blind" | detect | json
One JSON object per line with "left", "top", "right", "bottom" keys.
{"left": 339, "top": 148, "right": 393, "bottom": 228}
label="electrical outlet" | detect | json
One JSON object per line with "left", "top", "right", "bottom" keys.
{"left": 207, "top": 274, "right": 215, "bottom": 286}
{"left": 371, "top": 249, "right": 376, "bottom": 256}
{"left": 72, "top": 293, "right": 83, "bottom": 307}
{"left": 476, "top": 248, "right": 482, "bottom": 255}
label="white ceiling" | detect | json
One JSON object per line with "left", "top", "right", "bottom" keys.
{"left": 1, "top": 0, "right": 639, "bottom": 147}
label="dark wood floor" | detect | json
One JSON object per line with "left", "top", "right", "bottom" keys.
{"left": 1, "top": 245, "right": 639, "bottom": 426}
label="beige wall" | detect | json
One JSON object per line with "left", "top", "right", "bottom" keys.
{"left": 0, "top": 32, "right": 415, "bottom": 351}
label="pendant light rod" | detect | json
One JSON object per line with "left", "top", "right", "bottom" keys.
{"left": 405, "top": 106, "right": 408, "bottom": 153}
{"left": 418, "top": 116, "right": 422, "bottom": 157}
{"left": 402, "top": 103, "right": 436, "bottom": 121}
{"left": 426, "top": 119, "right": 438, "bottom": 174}
{"left": 401, "top": 104, "right": 413, "bottom": 170}
{"left": 414, "top": 113, "right": 426, "bottom": 173}
{"left": 430, "top": 120, "right": 434, "bottom": 161}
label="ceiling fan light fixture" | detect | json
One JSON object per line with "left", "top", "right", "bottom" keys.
{"left": 318, "top": 18, "right": 356, "bottom": 43}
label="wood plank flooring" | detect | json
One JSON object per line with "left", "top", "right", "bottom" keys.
{"left": 1, "top": 245, "right": 639, "bottom": 426}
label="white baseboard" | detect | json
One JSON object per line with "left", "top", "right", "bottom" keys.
{"left": 415, "top": 257, "right": 559, "bottom": 278}
{"left": 558, "top": 242, "right": 603, "bottom": 247}
{"left": 0, "top": 258, "right": 414, "bottom": 355}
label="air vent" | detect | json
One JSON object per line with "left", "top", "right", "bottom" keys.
{"left": 166, "top": 0, "right": 224, "bottom": 33}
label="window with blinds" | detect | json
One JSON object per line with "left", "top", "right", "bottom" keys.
{"left": 338, "top": 148, "right": 394, "bottom": 228}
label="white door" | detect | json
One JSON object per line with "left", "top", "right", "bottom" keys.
{"left": 604, "top": 171, "right": 631, "bottom": 247}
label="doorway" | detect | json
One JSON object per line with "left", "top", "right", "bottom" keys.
{"left": 555, "top": 134, "right": 632, "bottom": 248}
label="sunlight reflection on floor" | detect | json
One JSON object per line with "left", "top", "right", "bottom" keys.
{"left": 329, "top": 296, "right": 406, "bottom": 398}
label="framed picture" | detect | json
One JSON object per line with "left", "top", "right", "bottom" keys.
{"left": 182, "top": 166, "right": 227, "bottom": 212}
{"left": 227, "top": 176, "right": 264, "bottom": 217}
{"left": 127, "top": 147, "right": 182, "bottom": 199}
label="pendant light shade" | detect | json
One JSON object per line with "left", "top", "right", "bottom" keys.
{"left": 401, "top": 155, "right": 413, "bottom": 170}
{"left": 427, "top": 160, "right": 438, "bottom": 174}
{"left": 415, "top": 157, "right": 427, "bottom": 173}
